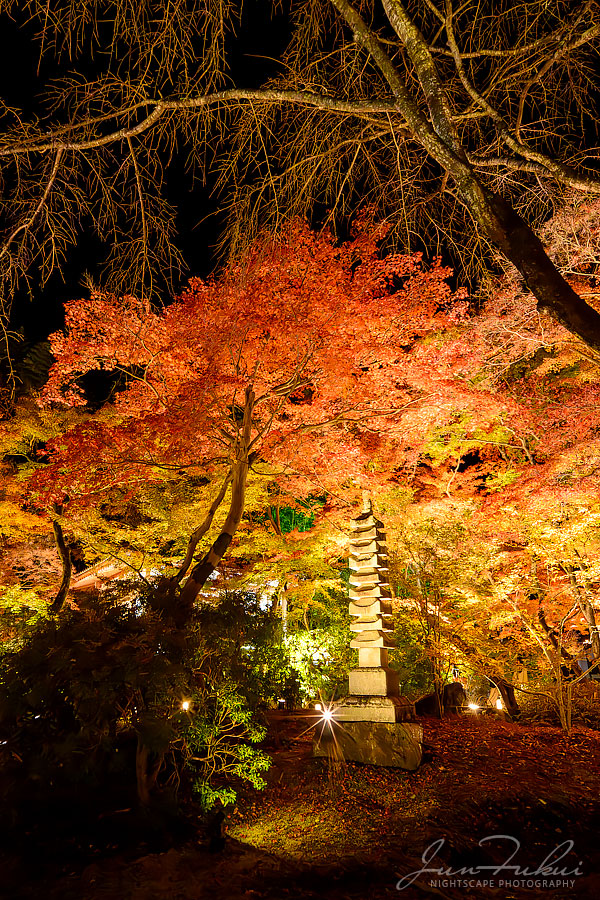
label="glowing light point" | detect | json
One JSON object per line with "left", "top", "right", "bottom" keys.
{"left": 468, "top": 703, "right": 479, "bottom": 711}
{"left": 314, "top": 703, "right": 322, "bottom": 711}
{"left": 181, "top": 700, "right": 191, "bottom": 712}
{"left": 321, "top": 708, "right": 334, "bottom": 722}
{"left": 496, "top": 699, "right": 503, "bottom": 710}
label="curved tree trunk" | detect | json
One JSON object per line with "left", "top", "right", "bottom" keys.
{"left": 150, "top": 468, "right": 235, "bottom": 612}
{"left": 49, "top": 502, "right": 72, "bottom": 615}
{"left": 496, "top": 677, "right": 520, "bottom": 718}
{"left": 168, "top": 386, "right": 256, "bottom": 627}
{"left": 459, "top": 185, "right": 600, "bottom": 349}
{"left": 567, "top": 569, "right": 600, "bottom": 660}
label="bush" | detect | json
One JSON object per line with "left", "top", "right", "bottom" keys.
{"left": 0, "top": 594, "right": 270, "bottom": 841}
{"left": 285, "top": 624, "right": 353, "bottom": 701}
{"left": 195, "top": 589, "right": 296, "bottom": 707}
{"left": 196, "top": 589, "right": 351, "bottom": 706}
{"left": 517, "top": 683, "right": 600, "bottom": 730}
{"left": 0, "top": 583, "right": 50, "bottom": 643}
{"left": 390, "top": 612, "right": 435, "bottom": 695}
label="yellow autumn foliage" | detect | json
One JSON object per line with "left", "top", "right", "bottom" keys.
{"left": 0, "top": 501, "right": 47, "bottom": 540}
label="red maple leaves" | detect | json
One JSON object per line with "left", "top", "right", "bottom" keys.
{"left": 34, "top": 221, "right": 468, "bottom": 509}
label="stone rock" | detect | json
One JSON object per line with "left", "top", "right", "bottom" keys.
{"left": 443, "top": 682, "right": 467, "bottom": 712}
{"left": 313, "top": 720, "right": 423, "bottom": 770}
{"left": 414, "top": 683, "right": 467, "bottom": 716}
{"left": 414, "top": 692, "right": 441, "bottom": 716}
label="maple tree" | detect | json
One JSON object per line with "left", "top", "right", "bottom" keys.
{"left": 25, "top": 220, "right": 471, "bottom": 623}
{"left": 345, "top": 198, "right": 600, "bottom": 723}
{"left": 3, "top": 146, "right": 600, "bottom": 871}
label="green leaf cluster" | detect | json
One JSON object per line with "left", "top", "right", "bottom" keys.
{"left": 0, "top": 584, "right": 50, "bottom": 642}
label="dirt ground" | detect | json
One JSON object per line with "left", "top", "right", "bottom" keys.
{"left": 6, "top": 712, "right": 600, "bottom": 900}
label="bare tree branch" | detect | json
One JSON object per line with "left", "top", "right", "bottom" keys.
{"left": 0, "top": 148, "right": 64, "bottom": 262}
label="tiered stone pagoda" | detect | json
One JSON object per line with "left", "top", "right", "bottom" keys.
{"left": 314, "top": 492, "right": 422, "bottom": 769}
{"left": 336, "top": 492, "right": 405, "bottom": 723}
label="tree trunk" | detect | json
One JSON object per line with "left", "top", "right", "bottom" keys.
{"left": 333, "top": 0, "right": 600, "bottom": 351}
{"left": 496, "top": 677, "right": 520, "bottom": 718}
{"left": 464, "top": 186, "right": 600, "bottom": 350}
{"left": 135, "top": 738, "right": 162, "bottom": 806}
{"left": 567, "top": 570, "right": 600, "bottom": 660}
{"left": 169, "top": 386, "right": 256, "bottom": 626}
{"left": 49, "top": 502, "right": 72, "bottom": 615}
{"left": 537, "top": 607, "right": 574, "bottom": 661}
{"left": 135, "top": 739, "right": 151, "bottom": 807}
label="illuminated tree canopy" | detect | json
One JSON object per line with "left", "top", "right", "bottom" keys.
{"left": 1, "top": 206, "right": 599, "bottom": 657}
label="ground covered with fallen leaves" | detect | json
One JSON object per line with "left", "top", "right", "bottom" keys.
{"left": 5, "top": 713, "right": 600, "bottom": 900}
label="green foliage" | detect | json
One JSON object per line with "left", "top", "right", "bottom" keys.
{"left": 391, "top": 611, "right": 434, "bottom": 694}
{"left": 0, "top": 584, "right": 50, "bottom": 641}
{"left": 196, "top": 587, "right": 354, "bottom": 706}
{"left": 422, "top": 414, "right": 475, "bottom": 466}
{"left": 285, "top": 623, "right": 353, "bottom": 700}
{"left": 422, "top": 416, "right": 522, "bottom": 468}
{"left": 0, "top": 595, "right": 270, "bottom": 827}
{"left": 0, "top": 400, "right": 81, "bottom": 474}
{"left": 183, "top": 675, "right": 269, "bottom": 809}
{"left": 245, "top": 492, "right": 327, "bottom": 545}
{"left": 272, "top": 504, "right": 314, "bottom": 533}
{"left": 196, "top": 590, "right": 295, "bottom": 708}
{"left": 484, "top": 468, "right": 520, "bottom": 493}
{"left": 0, "top": 501, "right": 48, "bottom": 540}
{"left": 193, "top": 782, "right": 237, "bottom": 810}
{"left": 195, "top": 586, "right": 353, "bottom": 705}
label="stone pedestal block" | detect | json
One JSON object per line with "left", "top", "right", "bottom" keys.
{"left": 335, "top": 694, "right": 414, "bottom": 723}
{"left": 313, "top": 720, "right": 423, "bottom": 770}
{"left": 349, "top": 666, "right": 399, "bottom": 697}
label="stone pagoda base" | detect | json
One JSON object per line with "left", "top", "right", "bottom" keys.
{"left": 335, "top": 694, "right": 414, "bottom": 723}
{"left": 314, "top": 720, "right": 423, "bottom": 770}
